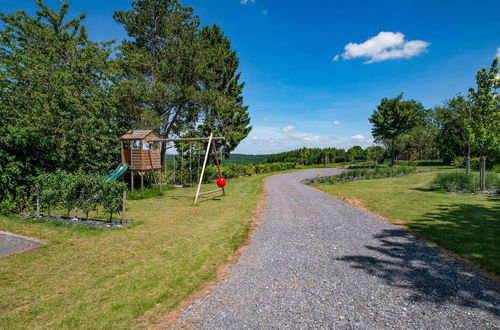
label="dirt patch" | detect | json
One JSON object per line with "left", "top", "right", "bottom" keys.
{"left": 136, "top": 178, "right": 269, "bottom": 329}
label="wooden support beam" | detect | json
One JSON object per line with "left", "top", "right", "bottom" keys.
{"left": 140, "top": 171, "right": 144, "bottom": 191}
{"left": 131, "top": 170, "right": 134, "bottom": 192}
{"left": 197, "top": 188, "right": 223, "bottom": 196}
{"left": 194, "top": 133, "right": 213, "bottom": 205}
{"left": 147, "top": 137, "right": 225, "bottom": 142}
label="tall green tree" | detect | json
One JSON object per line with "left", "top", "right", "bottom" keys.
{"left": 347, "top": 146, "right": 366, "bottom": 162}
{"left": 0, "top": 0, "right": 119, "bottom": 205}
{"left": 366, "top": 146, "right": 386, "bottom": 164}
{"left": 468, "top": 58, "right": 499, "bottom": 189}
{"left": 192, "top": 25, "right": 251, "bottom": 157}
{"left": 369, "top": 94, "right": 421, "bottom": 164}
{"left": 434, "top": 100, "right": 468, "bottom": 165}
{"left": 114, "top": 0, "right": 251, "bottom": 162}
{"left": 113, "top": 0, "right": 202, "bottom": 163}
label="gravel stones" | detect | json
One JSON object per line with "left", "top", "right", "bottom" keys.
{"left": 174, "top": 168, "right": 499, "bottom": 329}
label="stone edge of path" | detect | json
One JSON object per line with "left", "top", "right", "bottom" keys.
{"left": 0, "top": 230, "right": 46, "bottom": 258}
{"left": 143, "top": 177, "right": 270, "bottom": 330}
{"left": 309, "top": 184, "right": 500, "bottom": 285}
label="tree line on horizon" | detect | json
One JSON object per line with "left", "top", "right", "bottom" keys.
{"left": 0, "top": 0, "right": 252, "bottom": 212}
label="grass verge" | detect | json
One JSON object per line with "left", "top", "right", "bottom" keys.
{"left": 315, "top": 169, "right": 500, "bottom": 277}
{"left": 0, "top": 174, "right": 265, "bottom": 329}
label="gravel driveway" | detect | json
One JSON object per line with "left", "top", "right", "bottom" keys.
{"left": 173, "top": 168, "right": 500, "bottom": 329}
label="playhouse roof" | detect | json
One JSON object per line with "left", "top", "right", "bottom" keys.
{"left": 120, "top": 130, "right": 158, "bottom": 141}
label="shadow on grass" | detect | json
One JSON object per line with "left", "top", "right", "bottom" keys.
{"left": 410, "top": 198, "right": 500, "bottom": 272}
{"left": 338, "top": 227, "right": 500, "bottom": 318}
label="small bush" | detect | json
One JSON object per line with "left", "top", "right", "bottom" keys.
{"left": 434, "top": 170, "right": 500, "bottom": 193}
{"left": 0, "top": 195, "right": 17, "bottom": 215}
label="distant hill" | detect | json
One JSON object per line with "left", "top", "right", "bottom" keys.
{"left": 224, "top": 153, "right": 269, "bottom": 165}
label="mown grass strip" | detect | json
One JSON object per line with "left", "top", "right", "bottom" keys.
{"left": 0, "top": 174, "right": 265, "bottom": 329}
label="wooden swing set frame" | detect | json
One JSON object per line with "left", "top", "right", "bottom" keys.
{"left": 148, "top": 133, "right": 225, "bottom": 204}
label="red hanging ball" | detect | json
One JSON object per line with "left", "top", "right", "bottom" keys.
{"left": 217, "top": 177, "right": 226, "bottom": 188}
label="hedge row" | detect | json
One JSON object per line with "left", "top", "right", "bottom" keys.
{"left": 313, "top": 166, "right": 417, "bottom": 184}
{"left": 37, "top": 172, "right": 126, "bottom": 221}
{"left": 204, "top": 162, "right": 296, "bottom": 181}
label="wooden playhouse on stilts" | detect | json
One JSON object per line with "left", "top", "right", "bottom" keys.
{"left": 120, "top": 129, "right": 225, "bottom": 204}
{"left": 120, "top": 130, "right": 162, "bottom": 192}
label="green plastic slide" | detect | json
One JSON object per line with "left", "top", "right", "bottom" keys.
{"left": 105, "top": 163, "right": 129, "bottom": 182}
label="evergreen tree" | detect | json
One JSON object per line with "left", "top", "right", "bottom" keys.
{"left": 114, "top": 1, "right": 251, "bottom": 162}
{"left": 194, "top": 25, "right": 251, "bottom": 157}
{"left": 113, "top": 0, "right": 202, "bottom": 162}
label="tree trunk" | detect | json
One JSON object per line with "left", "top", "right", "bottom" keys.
{"left": 36, "top": 187, "right": 40, "bottom": 217}
{"left": 480, "top": 157, "right": 486, "bottom": 191}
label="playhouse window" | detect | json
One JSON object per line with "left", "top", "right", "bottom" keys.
{"left": 131, "top": 140, "right": 141, "bottom": 149}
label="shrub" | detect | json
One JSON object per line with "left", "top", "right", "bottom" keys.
{"left": 221, "top": 166, "right": 237, "bottom": 179}
{"left": 452, "top": 157, "right": 465, "bottom": 168}
{"left": 35, "top": 172, "right": 127, "bottom": 221}
{"left": 434, "top": 170, "right": 500, "bottom": 193}
{"left": 0, "top": 195, "right": 17, "bottom": 215}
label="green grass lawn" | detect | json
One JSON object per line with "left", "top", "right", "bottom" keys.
{"left": 0, "top": 174, "right": 265, "bottom": 329}
{"left": 315, "top": 169, "right": 500, "bottom": 276}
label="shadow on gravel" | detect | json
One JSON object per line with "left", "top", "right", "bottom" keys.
{"left": 338, "top": 228, "right": 500, "bottom": 318}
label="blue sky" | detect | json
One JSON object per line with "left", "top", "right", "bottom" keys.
{"left": 2, "top": 0, "right": 499, "bottom": 154}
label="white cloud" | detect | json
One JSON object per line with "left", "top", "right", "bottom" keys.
{"left": 263, "top": 117, "right": 268, "bottom": 121}
{"left": 339, "top": 31, "right": 429, "bottom": 64}
{"left": 282, "top": 125, "right": 296, "bottom": 132}
{"left": 496, "top": 47, "right": 500, "bottom": 59}
{"left": 290, "top": 133, "right": 337, "bottom": 143}
{"left": 332, "top": 54, "right": 340, "bottom": 62}
{"left": 332, "top": 120, "right": 341, "bottom": 125}
{"left": 240, "top": 0, "right": 255, "bottom": 4}
{"left": 351, "top": 134, "right": 366, "bottom": 141}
